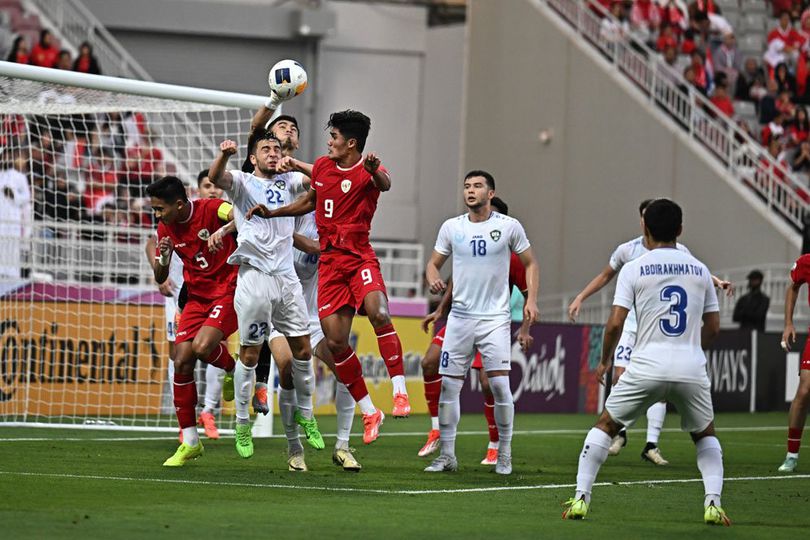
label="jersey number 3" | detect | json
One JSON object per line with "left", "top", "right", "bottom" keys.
{"left": 659, "top": 285, "right": 687, "bottom": 337}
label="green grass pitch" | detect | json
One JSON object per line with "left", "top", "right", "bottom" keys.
{"left": 1, "top": 412, "right": 808, "bottom": 539}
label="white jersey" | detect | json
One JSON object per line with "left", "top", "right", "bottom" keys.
{"left": 226, "top": 170, "right": 305, "bottom": 276}
{"left": 434, "top": 211, "right": 530, "bottom": 321}
{"left": 153, "top": 231, "right": 184, "bottom": 299}
{"left": 293, "top": 212, "right": 319, "bottom": 320}
{"left": 609, "top": 236, "right": 691, "bottom": 333}
{"left": 613, "top": 247, "right": 719, "bottom": 383}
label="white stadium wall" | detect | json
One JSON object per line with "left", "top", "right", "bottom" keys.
{"left": 80, "top": 0, "right": 466, "bottom": 247}
{"left": 463, "top": 0, "right": 799, "bottom": 295}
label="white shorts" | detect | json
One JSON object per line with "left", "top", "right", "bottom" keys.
{"left": 308, "top": 319, "right": 325, "bottom": 351}
{"left": 605, "top": 370, "right": 714, "bottom": 433}
{"left": 164, "top": 296, "right": 178, "bottom": 343}
{"left": 234, "top": 265, "right": 310, "bottom": 346}
{"left": 613, "top": 329, "right": 636, "bottom": 368}
{"left": 439, "top": 313, "right": 511, "bottom": 377}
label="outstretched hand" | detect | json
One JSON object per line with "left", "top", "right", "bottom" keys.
{"left": 220, "top": 139, "right": 238, "bottom": 156}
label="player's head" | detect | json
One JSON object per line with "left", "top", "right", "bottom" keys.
{"left": 146, "top": 175, "right": 189, "bottom": 224}
{"left": 326, "top": 110, "right": 371, "bottom": 161}
{"left": 197, "top": 169, "right": 222, "bottom": 199}
{"left": 463, "top": 170, "right": 495, "bottom": 211}
{"left": 639, "top": 199, "right": 654, "bottom": 216}
{"left": 248, "top": 130, "right": 283, "bottom": 178}
{"left": 642, "top": 198, "right": 682, "bottom": 243}
{"left": 491, "top": 196, "right": 509, "bottom": 216}
{"left": 268, "top": 115, "right": 300, "bottom": 155}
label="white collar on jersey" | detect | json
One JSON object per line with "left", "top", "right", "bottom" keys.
{"left": 336, "top": 158, "right": 364, "bottom": 172}
{"left": 179, "top": 199, "right": 194, "bottom": 224}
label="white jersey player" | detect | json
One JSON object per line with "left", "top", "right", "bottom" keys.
{"left": 209, "top": 134, "right": 315, "bottom": 466}
{"left": 563, "top": 198, "right": 729, "bottom": 526}
{"left": 568, "top": 199, "right": 732, "bottom": 464}
{"left": 424, "top": 170, "right": 539, "bottom": 475}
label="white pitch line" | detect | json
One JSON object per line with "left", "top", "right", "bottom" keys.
{"left": 0, "top": 470, "right": 807, "bottom": 495}
{"left": 0, "top": 425, "right": 791, "bottom": 442}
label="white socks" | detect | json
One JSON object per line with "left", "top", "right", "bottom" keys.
{"left": 203, "top": 364, "right": 224, "bottom": 414}
{"left": 167, "top": 359, "right": 175, "bottom": 400}
{"left": 575, "top": 428, "right": 612, "bottom": 504}
{"left": 391, "top": 374, "right": 407, "bottom": 395}
{"left": 292, "top": 358, "right": 315, "bottom": 420}
{"left": 438, "top": 377, "right": 463, "bottom": 458}
{"left": 646, "top": 402, "right": 666, "bottom": 445}
{"left": 279, "top": 387, "right": 303, "bottom": 454}
{"left": 489, "top": 375, "right": 514, "bottom": 456}
{"left": 431, "top": 416, "right": 439, "bottom": 431}
{"left": 182, "top": 426, "right": 200, "bottom": 446}
{"left": 234, "top": 361, "right": 255, "bottom": 422}
{"left": 335, "top": 382, "right": 355, "bottom": 449}
{"left": 696, "top": 436, "right": 723, "bottom": 507}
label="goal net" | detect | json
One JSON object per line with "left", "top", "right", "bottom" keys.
{"left": 0, "top": 65, "right": 263, "bottom": 431}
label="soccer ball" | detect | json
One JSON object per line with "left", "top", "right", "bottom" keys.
{"left": 268, "top": 59, "right": 308, "bottom": 99}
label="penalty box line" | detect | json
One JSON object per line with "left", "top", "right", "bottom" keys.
{"left": 0, "top": 425, "right": 790, "bottom": 442}
{"left": 0, "top": 471, "right": 807, "bottom": 495}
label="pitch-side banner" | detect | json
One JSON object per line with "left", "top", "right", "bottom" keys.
{"left": 704, "top": 330, "right": 754, "bottom": 412}
{"left": 0, "top": 300, "right": 165, "bottom": 416}
{"left": 459, "top": 323, "right": 585, "bottom": 413}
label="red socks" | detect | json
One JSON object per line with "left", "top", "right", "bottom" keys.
{"left": 334, "top": 347, "right": 370, "bottom": 402}
{"left": 788, "top": 427, "right": 803, "bottom": 454}
{"left": 424, "top": 373, "right": 441, "bottom": 418}
{"left": 173, "top": 373, "right": 197, "bottom": 429}
{"left": 205, "top": 342, "right": 235, "bottom": 371}
{"left": 484, "top": 392, "right": 499, "bottom": 443}
{"left": 375, "top": 324, "right": 404, "bottom": 378}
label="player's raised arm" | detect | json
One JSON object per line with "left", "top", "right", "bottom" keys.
{"left": 425, "top": 250, "right": 449, "bottom": 295}
{"left": 277, "top": 155, "right": 313, "bottom": 178}
{"left": 568, "top": 264, "right": 618, "bottom": 322}
{"left": 209, "top": 140, "right": 237, "bottom": 190}
{"left": 364, "top": 153, "right": 391, "bottom": 192}
{"left": 711, "top": 275, "right": 735, "bottom": 297}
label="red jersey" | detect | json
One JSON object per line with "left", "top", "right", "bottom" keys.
{"left": 791, "top": 255, "right": 810, "bottom": 305}
{"left": 509, "top": 252, "right": 528, "bottom": 293}
{"left": 156, "top": 198, "right": 237, "bottom": 300}
{"left": 310, "top": 155, "right": 386, "bottom": 257}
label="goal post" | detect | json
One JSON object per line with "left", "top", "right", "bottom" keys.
{"left": 0, "top": 61, "right": 274, "bottom": 433}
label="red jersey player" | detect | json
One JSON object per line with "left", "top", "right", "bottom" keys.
{"left": 779, "top": 254, "right": 810, "bottom": 472}
{"left": 246, "top": 110, "right": 409, "bottom": 444}
{"left": 418, "top": 197, "right": 533, "bottom": 465}
{"left": 146, "top": 175, "right": 238, "bottom": 466}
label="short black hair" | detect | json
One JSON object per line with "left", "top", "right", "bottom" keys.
{"left": 197, "top": 169, "right": 209, "bottom": 186}
{"left": 465, "top": 170, "right": 495, "bottom": 190}
{"left": 643, "top": 198, "right": 682, "bottom": 242}
{"left": 268, "top": 114, "right": 299, "bottom": 134}
{"left": 327, "top": 110, "right": 371, "bottom": 153}
{"left": 248, "top": 130, "right": 279, "bottom": 156}
{"left": 639, "top": 199, "right": 654, "bottom": 215}
{"left": 146, "top": 175, "right": 188, "bottom": 203}
{"left": 491, "top": 196, "right": 509, "bottom": 215}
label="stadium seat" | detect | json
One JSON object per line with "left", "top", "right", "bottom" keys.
{"left": 739, "top": 0, "right": 767, "bottom": 14}
{"left": 739, "top": 33, "right": 764, "bottom": 56}
{"left": 738, "top": 13, "right": 767, "bottom": 34}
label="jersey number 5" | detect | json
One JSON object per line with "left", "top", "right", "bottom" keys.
{"left": 659, "top": 285, "right": 687, "bottom": 337}
{"left": 195, "top": 254, "right": 209, "bottom": 269}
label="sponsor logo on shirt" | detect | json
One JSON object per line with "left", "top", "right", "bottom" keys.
{"left": 453, "top": 231, "right": 465, "bottom": 244}
{"left": 314, "top": 181, "right": 323, "bottom": 187}
{"left": 341, "top": 179, "right": 352, "bottom": 193}
{"left": 176, "top": 243, "right": 187, "bottom": 248}
{"left": 490, "top": 230, "right": 502, "bottom": 242}
{"left": 197, "top": 229, "right": 210, "bottom": 241}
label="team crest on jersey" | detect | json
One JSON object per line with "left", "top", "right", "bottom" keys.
{"left": 197, "top": 228, "right": 210, "bottom": 241}
{"left": 274, "top": 180, "right": 286, "bottom": 190}
{"left": 341, "top": 179, "right": 352, "bottom": 193}
{"left": 490, "top": 230, "right": 502, "bottom": 242}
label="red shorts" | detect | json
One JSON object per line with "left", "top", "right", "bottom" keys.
{"left": 176, "top": 293, "right": 238, "bottom": 344}
{"left": 802, "top": 338, "right": 810, "bottom": 370}
{"left": 432, "top": 326, "right": 483, "bottom": 368}
{"left": 317, "top": 250, "right": 387, "bottom": 320}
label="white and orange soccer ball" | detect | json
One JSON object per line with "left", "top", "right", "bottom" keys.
{"left": 268, "top": 59, "right": 308, "bottom": 99}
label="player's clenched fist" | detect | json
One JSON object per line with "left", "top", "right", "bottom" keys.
{"left": 363, "top": 153, "right": 381, "bottom": 174}
{"left": 277, "top": 155, "right": 296, "bottom": 173}
{"left": 220, "top": 139, "right": 238, "bottom": 156}
{"left": 156, "top": 236, "right": 174, "bottom": 266}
